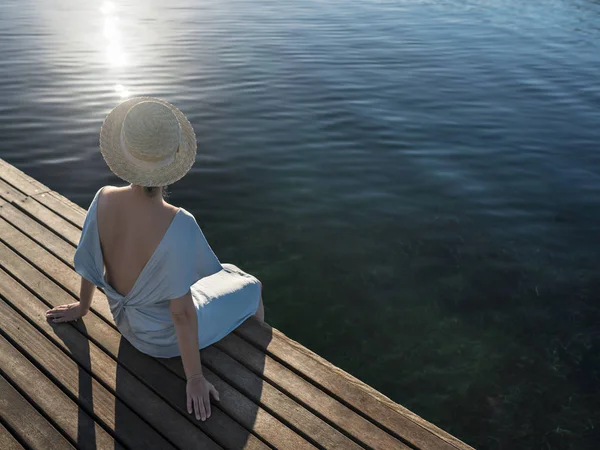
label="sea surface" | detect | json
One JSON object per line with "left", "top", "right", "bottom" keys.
{"left": 1, "top": 0, "right": 599, "bottom": 448}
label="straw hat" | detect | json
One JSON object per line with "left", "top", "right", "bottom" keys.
{"left": 99, "top": 96, "right": 197, "bottom": 186}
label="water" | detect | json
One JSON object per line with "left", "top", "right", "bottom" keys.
{"left": 1, "top": 0, "right": 599, "bottom": 447}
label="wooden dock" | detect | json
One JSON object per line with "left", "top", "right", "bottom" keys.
{"left": 0, "top": 158, "right": 473, "bottom": 450}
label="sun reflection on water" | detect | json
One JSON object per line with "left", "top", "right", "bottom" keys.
{"left": 102, "top": 2, "right": 127, "bottom": 67}
{"left": 101, "top": 2, "right": 131, "bottom": 99}
{"left": 115, "top": 83, "right": 130, "bottom": 98}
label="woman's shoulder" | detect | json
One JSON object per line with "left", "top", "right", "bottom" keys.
{"left": 86, "top": 185, "right": 122, "bottom": 217}
{"left": 96, "top": 185, "right": 127, "bottom": 201}
{"left": 89, "top": 185, "right": 121, "bottom": 206}
{"left": 176, "top": 207, "right": 201, "bottom": 231}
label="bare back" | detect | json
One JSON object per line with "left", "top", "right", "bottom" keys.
{"left": 97, "top": 186, "right": 180, "bottom": 297}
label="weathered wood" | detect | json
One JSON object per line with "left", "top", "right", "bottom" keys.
{"left": 236, "top": 319, "right": 470, "bottom": 450}
{"left": 216, "top": 333, "right": 408, "bottom": 449}
{"left": 0, "top": 334, "right": 119, "bottom": 450}
{"left": 0, "top": 178, "right": 27, "bottom": 204}
{"left": 0, "top": 212, "right": 83, "bottom": 293}
{"left": 0, "top": 374, "right": 75, "bottom": 450}
{"left": 0, "top": 336, "right": 118, "bottom": 450}
{"left": 0, "top": 268, "right": 224, "bottom": 450}
{"left": 0, "top": 242, "right": 272, "bottom": 450}
{"left": 0, "top": 295, "right": 176, "bottom": 450}
{"left": 15, "top": 196, "right": 82, "bottom": 245}
{"left": 32, "top": 190, "right": 86, "bottom": 228}
{"left": 0, "top": 159, "right": 85, "bottom": 226}
{"left": 0, "top": 202, "right": 75, "bottom": 266}
{"left": 160, "top": 355, "right": 314, "bottom": 450}
{"left": 160, "top": 357, "right": 317, "bottom": 450}
{"left": 0, "top": 189, "right": 81, "bottom": 247}
{"left": 200, "top": 345, "right": 365, "bottom": 449}
{"left": 0, "top": 158, "right": 50, "bottom": 196}
{"left": 0, "top": 422, "right": 26, "bottom": 450}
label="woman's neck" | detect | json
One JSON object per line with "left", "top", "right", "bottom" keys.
{"left": 129, "top": 184, "right": 165, "bottom": 206}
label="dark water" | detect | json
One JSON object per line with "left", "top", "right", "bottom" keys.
{"left": 2, "top": 0, "right": 600, "bottom": 447}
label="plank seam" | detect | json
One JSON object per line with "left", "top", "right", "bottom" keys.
{"left": 0, "top": 168, "right": 51, "bottom": 197}
{"left": 0, "top": 289, "right": 181, "bottom": 450}
{"left": 32, "top": 192, "right": 85, "bottom": 229}
{"left": 0, "top": 371, "right": 78, "bottom": 450}
{"left": 197, "top": 353, "right": 334, "bottom": 450}
{"left": 230, "top": 329, "right": 421, "bottom": 450}
{"left": 0, "top": 211, "right": 74, "bottom": 269}
{"left": 153, "top": 357, "right": 288, "bottom": 450}
{"left": 214, "top": 340, "right": 393, "bottom": 450}
{"left": 0, "top": 326, "right": 132, "bottom": 450}
{"left": 237, "top": 324, "right": 470, "bottom": 450}
{"left": 0, "top": 233, "right": 79, "bottom": 302}
{"left": 0, "top": 409, "right": 33, "bottom": 450}
{"left": 0, "top": 196, "right": 77, "bottom": 248}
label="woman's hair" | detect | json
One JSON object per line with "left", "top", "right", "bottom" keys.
{"left": 143, "top": 186, "right": 169, "bottom": 199}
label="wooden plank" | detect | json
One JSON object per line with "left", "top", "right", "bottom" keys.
{"left": 32, "top": 190, "right": 86, "bottom": 228}
{"left": 0, "top": 374, "right": 75, "bottom": 450}
{"left": 0, "top": 422, "right": 26, "bottom": 450}
{"left": 198, "top": 345, "right": 366, "bottom": 450}
{"left": 236, "top": 320, "right": 473, "bottom": 450}
{"left": 0, "top": 158, "right": 50, "bottom": 196}
{"left": 0, "top": 178, "right": 27, "bottom": 203}
{"left": 0, "top": 269, "right": 224, "bottom": 450}
{"left": 43, "top": 189, "right": 87, "bottom": 216}
{"left": 0, "top": 202, "right": 75, "bottom": 266}
{"left": 0, "top": 243, "right": 270, "bottom": 450}
{"left": 0, "top": 334, "right": 119, "bottom": 450}
{"left": 2, "top": 325, "right": 121, "bottom": 450}
{"left": 0, "top": 178, "right": 79, "bottom": 250}
{"left": 0, "top": 159, "right": 85, "bottom": 226}
{"left": 0, "top": 166, "right": 81, "bottom": 245}
{"left": 0, "top": 187, "right": 81, "bottom": 246}
{"left": 160, "top": 357, "right": 320, "bottom": 450}
{"left": 15, "top": 196, "right": 81, "bottom": 245}
{"left": 0, "top": 296, "right": 176, "bottom": 450}
{"left": 162, "top": 361, "right": 313, "bottom": 450}
{"left": 215, "top": 333, "right": 407, "bottom": 450}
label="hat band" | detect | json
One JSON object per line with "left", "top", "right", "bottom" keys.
{"left": 120, "top": 131, "right": 177, "bottom": 171}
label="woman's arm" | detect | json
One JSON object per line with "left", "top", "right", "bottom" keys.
{"left": 169, "top": 291, "right": 219, "bottom": 421}
{"left": 46, "top": 276, "right": 94, "bottom": 322}
{"left": 169, "top": 291, "right": 203, "bottom": 378}
{"left": 79, "top": 276, "right": 95, "bottom": 314}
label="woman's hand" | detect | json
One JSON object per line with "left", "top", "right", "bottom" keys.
{"left": 186, "top": 374, "right": 220, "bottom": 421}
{"left": 45, "top": 302, "right": 87, "bottom": 323}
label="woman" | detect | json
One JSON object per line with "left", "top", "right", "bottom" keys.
{"left": 45, "top": 97, "right": 264, "bottom": 423}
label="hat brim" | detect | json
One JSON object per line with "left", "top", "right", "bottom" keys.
{"left": 99, "top": 97, "right": 197, "bottom": 186}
